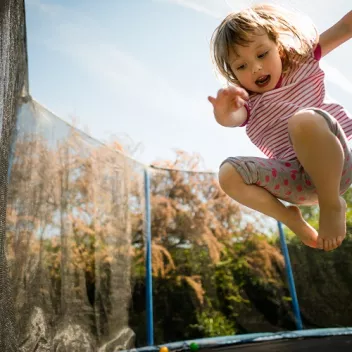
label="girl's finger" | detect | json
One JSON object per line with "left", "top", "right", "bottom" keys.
{"left": 235, "top": 97, "right": 245, "bottom": 108}
{"left": 208, "top": 96, "right": 216, "bottom": 105}
{"left": 217, "top": 89, "right": 228, "bottom": 99}
{"left": 229, "top": 86, "right": 249, "bottom": 100}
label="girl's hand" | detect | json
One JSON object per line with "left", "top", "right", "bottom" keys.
{"left": 208, "top": 86, "right": 249, "bottom": 122}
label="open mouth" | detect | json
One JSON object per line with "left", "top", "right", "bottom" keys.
{"left": 255, "top": 75, "right": 271, "bottom": 87}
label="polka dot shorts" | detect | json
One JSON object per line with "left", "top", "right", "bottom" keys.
{"left": 221, "top": 109, "right": 352, "bottom": 206}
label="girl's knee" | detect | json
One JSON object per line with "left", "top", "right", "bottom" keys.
{"left": 218, "top": 162, "right": 243, "bottom": 192}
{"left": 288, "top": 110, "right": 327, "bottom": 137}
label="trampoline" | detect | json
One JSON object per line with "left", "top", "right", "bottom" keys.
{"left": 134, "top": 329, "right": 352, "bottom": 352}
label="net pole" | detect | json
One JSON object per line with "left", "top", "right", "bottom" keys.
{"left": 277, "top": 221, "right": 303, "bottom": 330}
{"left": 144, "top": 169, "right": 154, "bottom": 345}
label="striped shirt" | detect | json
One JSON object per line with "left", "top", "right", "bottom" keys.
{"left": 241, "top": 44, "right": 352, "bottom": 160}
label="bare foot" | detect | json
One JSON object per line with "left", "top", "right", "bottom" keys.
{"left": 317, "top": 197, "right": 346, "bottom": 251}
{"left": 285, "top": 205, "right": 318, "bottom": 248}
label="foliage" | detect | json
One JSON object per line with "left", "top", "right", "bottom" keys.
{"left": 192, "top": 307, "right": 236, "bottom": 337}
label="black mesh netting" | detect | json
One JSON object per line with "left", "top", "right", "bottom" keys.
{"left": 3, "top": 1, "right": 352, "bottom": 351}
{"left": 0, "top": 0, "right": 28, "bottom": 351}
{"left": 6, "top": 100, "right": 145, "bottom": 350}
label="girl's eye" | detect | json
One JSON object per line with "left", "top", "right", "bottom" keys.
{"left": 237, "top": 64, "right": 246, "bottom": 70}
{"left": 258, "top": 51, "right": 269, "bottom": 59}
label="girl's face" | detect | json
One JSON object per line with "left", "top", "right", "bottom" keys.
{"left": 229, "top": 32, "right": 283, "bottom": 93}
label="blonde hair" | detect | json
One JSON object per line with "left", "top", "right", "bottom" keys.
{"left": 210, "top": 4, "right": 317, "bottom": 86}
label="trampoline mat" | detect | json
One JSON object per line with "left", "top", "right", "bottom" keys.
{"left": 206, "top": 335, "right": 352, "bottom": 351}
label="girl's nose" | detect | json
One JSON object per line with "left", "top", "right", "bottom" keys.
{"left": 252, "top": 63, "right": 263, "bottom": 74}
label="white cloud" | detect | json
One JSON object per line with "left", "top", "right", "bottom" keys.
{"left": 153, "top": 0, "right": 229, "bottom": 18}
{"left": 152, "top": 0, "right": 345, "bottom": 18}
{"left": 153, "top": 0, "right": 287, "bottom": 17}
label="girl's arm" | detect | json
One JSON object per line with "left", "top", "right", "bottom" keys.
{"left": 319, "top": 11, "right": 352, "bottom": 57}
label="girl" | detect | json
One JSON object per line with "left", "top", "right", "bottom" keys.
{"left": 208, "top": 4, "right": 352, "bottom": 251}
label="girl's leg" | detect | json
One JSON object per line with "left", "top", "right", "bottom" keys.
{"left": 218, "top": 162, "right": 318, "bottom": 248}
{"left": 288, "top": 109, "right": 347, "bottom": 251}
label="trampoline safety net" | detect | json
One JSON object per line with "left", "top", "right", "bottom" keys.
{"left": 2, "top": 1, "right": 352, "bottom": 352}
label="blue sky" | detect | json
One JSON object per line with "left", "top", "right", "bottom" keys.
{"left": 25, "top": 0, "right": 352, "bottom": 171}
